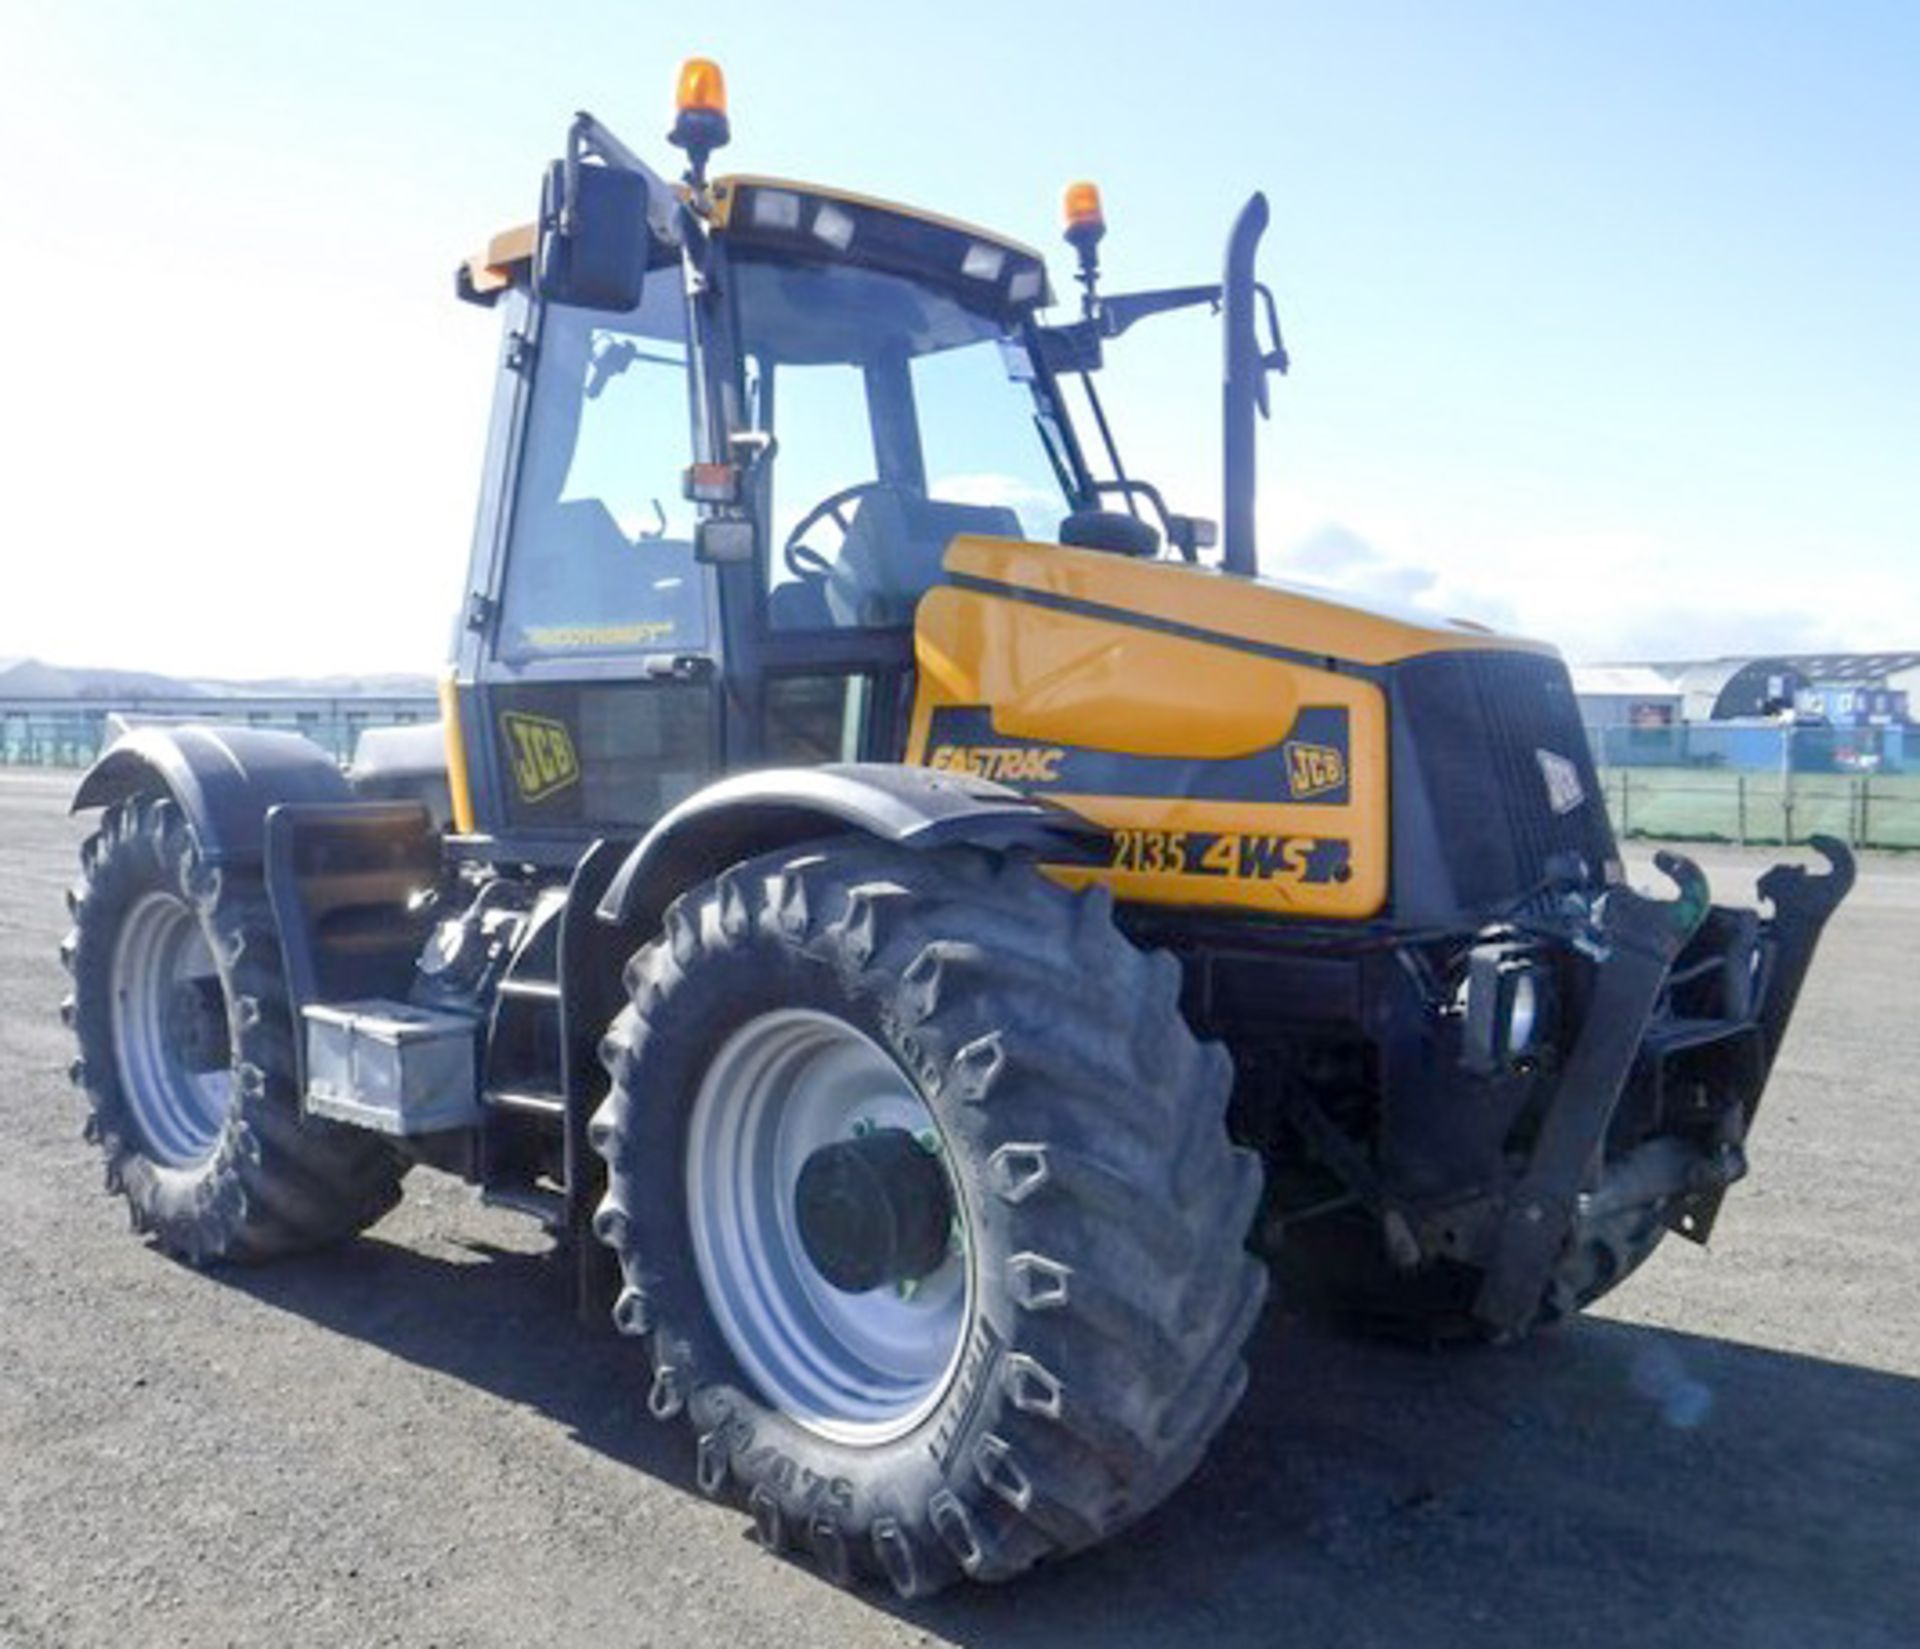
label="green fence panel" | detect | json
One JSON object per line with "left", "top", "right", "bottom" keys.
{"left": 1597, "top": 735, "right": 1920, "bottom": 851}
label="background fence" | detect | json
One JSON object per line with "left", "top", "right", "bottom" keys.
{"left": 1586, "top": 722, "right": 1918, "bottom": 849}
{"left": 0, "top": 698, "right": 437, "bottom": 770}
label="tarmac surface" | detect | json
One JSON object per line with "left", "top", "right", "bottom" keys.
{"left": 1, "top": 765, "right": 1914, "bottom": 1647}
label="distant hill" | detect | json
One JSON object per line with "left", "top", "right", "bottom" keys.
{"left": 0, "top": 657, "right": 434, "bottom": 701}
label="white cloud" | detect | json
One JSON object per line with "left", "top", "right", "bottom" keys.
{"left": 931, "top": 472, "right": 1061, "bottom": 540}
{"left": 1266, "top": 520, "right": 1521, "bottom": 637}
{"left": 1262, "top": 515, "right": 1920, "bottom": 663}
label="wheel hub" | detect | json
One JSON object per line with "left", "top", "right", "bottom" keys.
{"left": 164, "top": 977, "right": 232, "bottom": 1074}
{"left": 794, "top": 1127, "right": 954, "bottom": 1293}
{"left": 110, "top": 890, "right": 234, "bottom": 1167}
{"left": 684, "top": 1007, "right": 972, "bottom": 1444}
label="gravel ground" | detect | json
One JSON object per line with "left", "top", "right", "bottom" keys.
{"left": 1, "top": 766, "right": 1913, "bottom": 1648}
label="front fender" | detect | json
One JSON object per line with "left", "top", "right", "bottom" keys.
{"left": 71, "top": 724, "right": 353, "bottom": 866}
{"left": 594, "top": 762, "right": 1101, "bottom": 933}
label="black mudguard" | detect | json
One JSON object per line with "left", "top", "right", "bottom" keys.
{"left": 71, "top": 724, "right": 353, "bottom": 866}
{"left": 594, "top": 762, "right": 1103, "bottom": 935}
{"left": 73, "top": 727, "right": 440, "bottom": 1098}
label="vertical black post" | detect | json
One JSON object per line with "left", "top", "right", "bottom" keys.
{"left": 1221, "top": 193, "right": 1270, "bottom": 576}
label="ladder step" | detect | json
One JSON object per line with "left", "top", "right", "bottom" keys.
{"left": 497, "top": 977, "right": 562, "bottom": 1001}
{"left": 487, "top": 1088, "right": 566, "bottom": 1120}
{"left": 480, "top": 1185, "right": 564, "bottom": 1226}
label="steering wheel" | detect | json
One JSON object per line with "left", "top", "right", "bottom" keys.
{"left": 782, "top": 481, "right": 887, "bottom": 580}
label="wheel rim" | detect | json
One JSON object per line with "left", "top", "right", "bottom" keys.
{"left": 686, "top": 1008, "right": 971, "bottom": 1445}
{"left": 110, "top": 891, "right": 234, "bottom": 1167}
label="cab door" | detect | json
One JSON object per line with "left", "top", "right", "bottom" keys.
{"left": 455, "top": 277, "right": 722, "bottom": 854}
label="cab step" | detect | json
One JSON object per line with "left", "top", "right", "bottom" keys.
{"left": 480, "top": 1184, "right": 566, "bottom": 1228}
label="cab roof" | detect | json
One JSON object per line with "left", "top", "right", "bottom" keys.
{"left": 461, "top": 174, "right": 1051, "bottom": 306}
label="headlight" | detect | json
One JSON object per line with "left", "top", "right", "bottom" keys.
{"left": 1459, "top": 944, "right": 1550, "bottom": 1074}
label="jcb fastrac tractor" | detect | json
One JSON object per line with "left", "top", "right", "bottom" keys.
{"left": 61, "top": 60, "right": 1852, "bottom": 1595}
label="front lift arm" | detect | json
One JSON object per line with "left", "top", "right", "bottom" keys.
{"left": 1472, "top": 852, "right": 1710, "bottom": 1333}
{"left": 1473, "top": 838, "right": 1854, "bottom": 1337}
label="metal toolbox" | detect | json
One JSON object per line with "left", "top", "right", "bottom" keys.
{"left": 302, "top": 999, "right": 481, "bottom": 1135}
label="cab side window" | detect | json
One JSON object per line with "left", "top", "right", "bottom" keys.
{"left": 498, "top": 280, "right": 709, "bottom": 664}
{"left": 762, "top": 673, "right": 872, "bottom": 764}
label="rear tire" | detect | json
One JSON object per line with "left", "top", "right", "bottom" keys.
{"left": 591, "top": 841, "right": 1266, "bottom": 1594}
{"left": 62, "top": 794, "right": 407, "bottom": 1263}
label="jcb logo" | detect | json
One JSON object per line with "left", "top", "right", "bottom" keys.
{"left": 501, "top": 712, "right": 580, "bottom": 803}
{"left": 1284, "top": 740, "right": 1346, "bottom": 799}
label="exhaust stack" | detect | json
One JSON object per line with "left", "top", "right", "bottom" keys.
{"left": 1221, "top": 191, "right": 1273, "bottom": 577}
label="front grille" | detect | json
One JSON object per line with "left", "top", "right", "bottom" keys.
{"left": 1472, "top": 652, "right": 1615, "bottom": 887}
{"left": 1392, "top": 651, "right": 1616, "bottom": 917}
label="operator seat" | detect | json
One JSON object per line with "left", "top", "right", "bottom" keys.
{"left": 766, "top": 575, "right": 833, "bottom": 630}
{"left": 823, "top": 486, "right": 1022, "bottom": 628}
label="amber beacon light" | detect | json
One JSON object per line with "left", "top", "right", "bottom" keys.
{"left": 1062, "top": 180, "right": 1106, "bottom": 247}
{"left": 1063, "top": 180, "right": 1106, "bottom": 315}
{"left": 670, "top": 57, "right": 730, "bottom": 173}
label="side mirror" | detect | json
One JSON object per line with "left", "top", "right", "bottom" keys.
{"left": 536, "top": 160, "right": 650, "bottom": 312}
{"left": 694, "top": 517, "right": 755, "bottom": 565}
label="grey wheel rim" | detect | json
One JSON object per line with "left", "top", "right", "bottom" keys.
{"left": 685, "top": 1008, "right": 971, "bottom": 1445}
{"left": 110, "top": 890, "right": 233, "bottom": 1167}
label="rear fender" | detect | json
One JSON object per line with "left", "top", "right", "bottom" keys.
{"left": 71, "top": 725, "right": 354, "bottom": 866}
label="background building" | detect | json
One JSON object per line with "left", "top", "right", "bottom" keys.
{"left": 1783, "top": 652, "right": 1916, "bottom": 727}
{"left": 1586, "top": 652, "right": 1919, "bottom": 728}
{"left": 1572, "top": 651, "right": 1917, "bottom": 848}
{"left": 1569, "top": 665, "right": 1684, "bottom": 730}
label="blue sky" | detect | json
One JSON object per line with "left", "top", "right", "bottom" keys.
{"left": 0, "top": 0, "right": 1913, "bottom": 675}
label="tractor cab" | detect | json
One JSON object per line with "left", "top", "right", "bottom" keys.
{"left": 461, "top": 187, "right": 1069, "bottom": 835}
{"left": 449, "top": 85, "right": 1107, "bottom": 854}
{"left": 488, "top": 169, "right": 1077, "bottom": 641}
{"left": 447, "top": 72, "right": 1238, "bottom": 856}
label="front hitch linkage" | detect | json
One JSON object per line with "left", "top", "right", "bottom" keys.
{"left": 1472, "top": 851, "right": 1711, "bottom": 1336}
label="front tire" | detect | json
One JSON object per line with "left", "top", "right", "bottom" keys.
{"left": 591, "top": 841, "right": 1266, "bottom": 1594}
{"left": 62, "top": 794, "right": 407, "bottom": 1262}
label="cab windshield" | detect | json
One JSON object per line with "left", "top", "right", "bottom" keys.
{"left": 727, "top": 254, "right": 1077, "bottom": 630}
